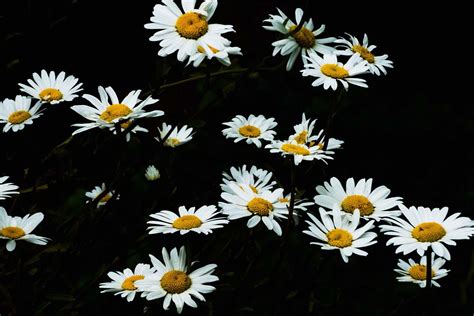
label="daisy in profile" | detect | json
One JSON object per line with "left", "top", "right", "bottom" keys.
{"left": 156, "top": 123, "right": 194, "bottom": 147}
{"left": 188, "top": 44, "right": 242, "bottom": 67}
{"left": 100, "top": 263, "right": 156, "bottom": 302}
{"left": 314, "top": 177, "right": 402, "bottom": 221}
{"left": 147, "top": 205, "right": 228, "bottom": 235}
{"left": 18, "top": 70, "right": 82, "bottom": 104}
{"left": 136, "top": 246, "right": 218, "bottom": 314}
{"left": 222, "top": 114, "right": 277, "bottom": 148}
{"left": 221, "top": 165, "right": 276, "bottom": 194}
{"left": 301, "top": 52, "right": 369, "bottom": 90}
{"left": 71, "top": 86, "right": 164, "bottom": 135}
{"left": 336, "top": 33, "right": 393, "bottom": 76}
{"left": 265, "top": 139, "right": 333, "bottom": 166}
{"left": 145, "top": 165, "right": 161, "bottom": 181}
{"left": 0, "top": 96, "right": 42, "bottom": 133}
{"left": 85, "top": 183, "right": 118, "bottom": 207}
{"left": 395, "top": 256, "right": 449, "bottom": 288}
{"left": 380, "top": 205, "right": 474, "bottom": 260}
{"left": 263, "top": 8, "right": 336, "bottom": 71}
{"left": 303, "top": 208, "right": 377, "bottom": 263}
{"left": 0, "top": 176, "right": 19, "bottom": 200}
{"left": 0, "top": 207, "right": 49, "bottom": 252}
{"left": 145, "top": 0, "right": 235, "bottom": 62}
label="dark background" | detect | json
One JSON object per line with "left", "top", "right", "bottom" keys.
{"left": 0, "top": 0, "right": 473, "bottom": 315}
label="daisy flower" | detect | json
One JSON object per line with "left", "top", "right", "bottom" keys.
{"left": 148, "top": 205, "right": 228, "bottom": 235}
{"left": 99, "top": 263, "right": 156, "bottom": 302}
{"left": 221, "top": 165, "right": 276, "bottom": 195}
{"left": 395, "top": 256, "right": 449, "bottom": 288}
{"left": 85, "top": 183, "right": 118, "bottom": 207}
{"left": 188, "top": 43, "right": 242, "bottom": 67}
{"left": 18, "top": 70, "right": 83, "bottom": 104}
{"left": 0, "top": 176, "right": 19, "bottom": 200}
{"left": 278, "top": 193, "right": 314, "bottom": 213}
{"left": 336, "top": 33, "right": 393, "bottom": 76}
{"left": 109, "top": 120, "right": 149, "bottom": 142}
{"left": 265, "top": 139, "right": 333, "bottom": 166}
{"left": 156, "top": 123, "right": 194, "bottom": 147}
{"left": 145, "top": 0, "right": 235, "bottom": 62}
{"left": 0, "top": 96, "right": 42, "bottom": 133}
{"left": 314, "top": 177, "right": 402, "bottom": 221}
{"left": 303, "top": 207, "right": 377, "bottom": 263}
{"left": 145, "top": 165, "right": 161, "bottom": 181}
{"left": 222, "top": 114, "right": 277, "bottom": 148}
{"left": 263, "top": 8, "right": 336, "bottom": 71}
{"left": 0, "top": 207, "right": 49, "bottom": 252}
{"left": 136, "top": 246, "right": 218, "bottom": 314}
{"left": 301, "top": 52, "right": 369, "bottom": 90}
{"left": 71, "top": 86, "right": 164, "bottom": 135}
{"left": 380, "top": 205, "right": 474, "bottom": 260}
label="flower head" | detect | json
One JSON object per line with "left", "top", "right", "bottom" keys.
{"left": 0, "top": 96, "right": 43, "bottom": 133}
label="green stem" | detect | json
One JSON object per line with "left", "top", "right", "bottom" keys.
{"left": 426, "top": 246, "right": 432, "bottom": 289}
{"left": 158, "top": 68, "right": 249, "bottom": 90}
{"left": 287, "top": 159, "right": 296, "bottom": 229}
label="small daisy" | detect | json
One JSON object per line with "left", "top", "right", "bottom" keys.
{"left": 99, "top": 263, "right": 156, "bottom": 302}
{"left": 265, "top": 139, "right": 333, "bottom": 166}
{"left": 301, "top": 52, "right": 369, "bottom": 90}
{"left": 222, "top": 114, "right": 277, "bottom": 148}
{"left": 145, "top": 165, "right": 161, "bottom": 181}
{"left": 136, "top": 246, "right": 218, "bottom": 314}
{"left": 278, "top": 193, "right": 314, "bottom": 213}
{"left": 71, "top": 86, "right": 164, "bottom": 135}
{"left": 220, "top": 184, "right": 288, "bottom": 236}
{"left": 0, "top": 96, "right": 42, "bottom": 133}
{"left": 188, "top": 44, "right": 242, "bottom": 67}
{"left": 314, "top": 177, "right": 402, "bottom": 221}
{"left": 156, "top": 123, "right": 194, "bottom": 147}
{"left": 336, "top": 33, "right": 393, "bottom": 76}
{"left": 395, "top": 256, "right": 449, "bottom": 288}
{"left": 148, "top": 205, "right": 228, "bottom": 235}
{"left": 85, "top": 183, "right": 118, "bottom": 208}
{"left": 221, "top": 165, "right": 276, "bottom": 195}
{"left": 0, "top": 176, "right": 19, "bottom": 200}
{"left": 380, "top": 205, "right": 474, "bottom": 260}
{"left": 303, "top": 207, "right": 377, "bottom": 263}
{"left": 18, "top": 70, "right": 83, "bottom": 104}
{"left": 0, "top": 207, "right": 49, "bottom": 252}
{"left": 263, "top": 8, "right": 336, "bottom": 71}
{"left": 109, "top": 120, "right": 149, "bottom": 142}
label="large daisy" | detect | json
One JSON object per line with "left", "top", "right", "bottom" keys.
{"left": 380, "top": 205, "right": 474, "bottom": 260}
{"left": 85, "top": 183, "right": 118, "bottom": 208}
{"left": 221, "top": 165, "right": 276, "bottom": 195}
{"left": 157, "top": 123, "right": 194, "bottom": 147}
{"left": 395, "top": 256, "right": 449, "bottom": 288}
{"left": 222, "top": 114, "right": 277, "bottom": 148}
{"left": 188, "top": 44, "right": 242, "bottom": 67}
{"left": 263, "top": 8, "right": 336, "bottom": 71}
{"left": 0, "top": 176, "right": 19, "bottom": 200}
{"left": 136, "top": 246, "right": 218, "bottom": 314}
{"left": 265, "top": 139, "right": 333, "bottom": 166}
{"left": 0, "top": 96, "right": 43, "bottom": 133}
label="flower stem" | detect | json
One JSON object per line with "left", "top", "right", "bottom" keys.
{"left": 287, "top": 159, "right": 296, "bottom": 229}
{"left": 426, "top": 245, "right": 432, "bottom": 289}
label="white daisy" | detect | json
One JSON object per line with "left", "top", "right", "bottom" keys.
{"left": 0, "top": 207, "right": 49, "bottom": 252}
{"left": 148, "top": 205, "right": 228, "bottom": 235}
{"left": 301, "top": 52, "right": 369, "bottom": 90}
{"left": 156, "top": 123, "right": 194, "bottom": 147}
{"left": 18, "top": 70, "right": 83, "bottom": 104}
{"left": 314, "top": 177, "right": 402, "bottom": 221}
{"left": 136, "top": 246, "right": 218, "bottom": 314}
{"left": 188, "top": 44, "right": 242, "bottom": 67}
{"left": 0, "top": 96, "right": 43, "bottom": 133}
{"left": 221, "top": 165, "right": 276, "bottom": 195}
{"left": 99, "top": 263, "right": 156, "bottom": 302}
{"left": 85, "top": 183, "right": 118, "bottom": 208}
{"left": 109, "top": 120, "right": 149, "bottom": 142}
{"left": 0, "top": 176, "right": 19, "bottom": 200}
{"left": 145, "top": 0, "right": 235, "bottom": 62}
{"left": 263, "top": 8, "right": 336, "bottom": 71}
{"left": 336, "top": 33, "right": 393, "bottom": 76}
{"left": 265, "top": 139, "right": 333, "bottom": 166}
{"left": 395, "top": 256, "right": 449, "bottom": 288}
{"left": 145, "top": 165, "right": 161, "bottom": 181}
{"left": 380, "top": 205, "right": 474, "bottom": 260}
{"left": 303, "top": 207, "right": 377, "bottom": 263}
{"left": 71, "top": 86, "right": 164, "bottom": 135}
{"left": 278, "top": 193, "right": 314, "bottom": 213}
{"left": 222, "top": 114, "right": 277, "bottom": 148}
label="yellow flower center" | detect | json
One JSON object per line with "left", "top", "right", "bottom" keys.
{"left": 121, "top": 275, "right": 144, "bottom": 291}
{"left": 197, "top": 45, "right": 219, "bottom": 54}
{"left": 341, "top": 195, "right": 374, "bottom": 216}
{"left": 352, "top": 45, "right": 375, "bottom": 63}
{"left": 278, "top": 197, "right": 290, "bottom": 203}
{"left": 411, "top": 222, "right": 446, "bottom": 242}
{"left": 39, "top": 88, "right": 63, "bottom": 102}
{"left": 165, "top": 138, "right": 181, "bottom": 147}
{"left": 408, "top": 264, "right": 435, "bottom": 280}
{"left": 247, "top": 197, "right": 273, "bottom": 216}
{"left": 99, "top": 104, "right": 132, "bottom": 123}
{"left": 172, "top": 215, "right": 203, "bottom": 230}
{"left": 289, "top": 25, "right": 315, "bottom": 48}
{"left": 7, "top": 110, "right": 32, "bottom": 124}
{"left": 326, "top": 228, "right": 353, "bottom": 248}
{"left": 281, "top": 143, "right": 310, "bottom": 155}
{"left": 294, "top": 131, "right": 308, "bottom": 144}
{"left": 120, "top": 120, "right": 132, "bottom": 130}
{"left": 238, "top": 125, "right": 261, "bottom": 138}
{"left": 175, "top": 13, "right": 208, "bottom": 39}
{"left": 100, "top": 193, "right": 112, "bottom": 203}
{"left": 0, "top": 226, "right": 26, "bottom": 239}
{"left": 160, "top": 270, "right": 192, "bottom": 294}
{"left": 320, "top": 64, "right": 349, "bottom": 79}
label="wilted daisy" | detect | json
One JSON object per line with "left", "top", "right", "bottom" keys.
{"left": 145, "top": 0, "right": 235, "bottom": 62}
{"left": 145, "top": 165, "right": 161, "bottom": 181}
{"left": 221, "top": 165, "right": 276, "bottom": 194}
{"left": 380, "top": 205, "right": 474, "bottom": 260}
{"left": 395, "top": 256, "right": 449, "bottom": 288}
{"left": 0, "top": 207, "right": 49, "bottom": 252}
{"left": 0, "top": 96, "right": 42, "bottom": 133}
{"left": 336, "top": 33, "right": 393, "bottom": 76}
{"left": 18, "top": 70, "right": 83, "bottom": 104}
{"left": 156, "top": 123, "right": 194, "bottom": 147}
{"left": 85, "top": 183, "right": 118, "bottom": 207}
{"left": 303, "top": 208, "right": 377, "bottom": 263}
{"left": 71, "top": 86, "right": 164, "bottom": 135}
{"left": 314, "top": 177, "right": 402, "bottom": 221}
{"left": 222, "top": 114, "right": 277, "bottom": 148}
{"left": 0, "top": 176, "right": 19, "bottom": 200}
{"left": 100, "top": 263, "right": 156, "bottom": 302}
{"left": 266, "top": 139, "right": 332, "bottom": 166}
{"left": 137, "top": 246, "right": 218, "bottom": 314}
{"left": 188, "top": 44, "right": 242, "bottom": 67}
{"left": 302, "top": 52, "right": 369, "bottom": 90}
{"left": 263, "top": 8, "right": 336, "bottom": 71}
{"left": 148, "top": 205, "right": 228, "bottom": 235}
